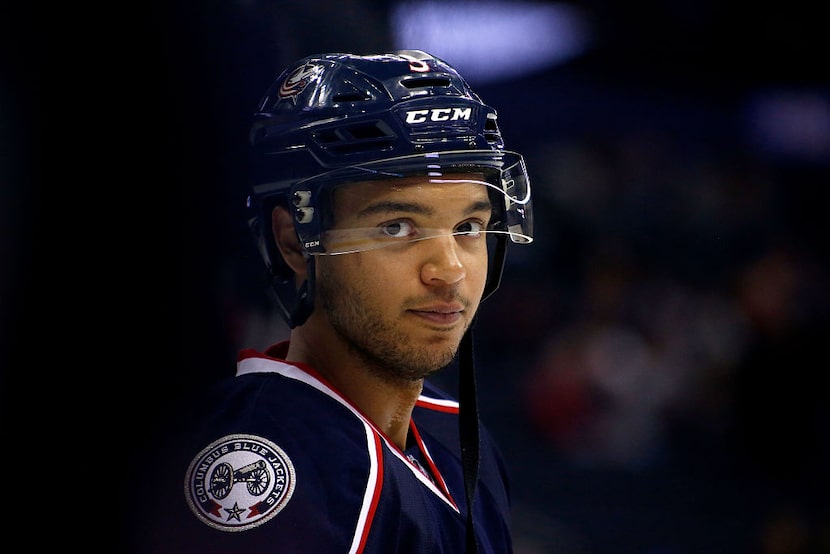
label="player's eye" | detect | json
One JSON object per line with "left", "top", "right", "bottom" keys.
{"left": 379, "top": 220, "right": 416, "bottom": 239}
{"left": 455, "top": 220, "right": 484, "bottom": 237}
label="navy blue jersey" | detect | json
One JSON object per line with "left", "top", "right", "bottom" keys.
{"left": 139, "top": 342, "right": 513, "bottom": 553}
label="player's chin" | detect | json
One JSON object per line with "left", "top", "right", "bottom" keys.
{"left": 420, "top": 345, "right": 461, "bottom": 376}
{"left": 418, "top": 328, "right": 469, "bottom": 362}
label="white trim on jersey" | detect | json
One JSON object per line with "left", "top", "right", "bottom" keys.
{"left": 416, "top": 395, "right": 460, "bottom": 410}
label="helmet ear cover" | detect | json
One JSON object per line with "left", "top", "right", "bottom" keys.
{"left": 247, "top": 193, "right": 315, "bottom": 328}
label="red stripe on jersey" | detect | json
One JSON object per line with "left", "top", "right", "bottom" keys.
{"left": 409, "top": 421, "right": 458, "bottom": 509}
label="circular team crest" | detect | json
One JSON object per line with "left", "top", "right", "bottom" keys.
{"left": 185, "top": 434, "right": 296, "bottom": 532}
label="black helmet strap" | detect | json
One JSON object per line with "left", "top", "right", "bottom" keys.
{"left": 270, "top": 256, "right": 316, "bottom": 329}
{"left": 459, "top": 323, "right": 480, "bottom": 552}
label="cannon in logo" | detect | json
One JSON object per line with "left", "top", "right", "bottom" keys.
{"left": 209, "top": 459, "right": 270, "bottom": 499}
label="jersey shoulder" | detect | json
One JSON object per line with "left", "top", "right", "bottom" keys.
{"left": 140, "top": 359, "right": 379, "bottom": 552}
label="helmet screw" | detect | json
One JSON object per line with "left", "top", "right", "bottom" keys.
{"left": 293, "top": 190, "right": 312, "bottom": 207}
{"left": 295, "top": 207, "right": 315, "bottom": 224}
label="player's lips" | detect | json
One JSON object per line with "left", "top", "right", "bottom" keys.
{"left": 409, "top": 303, "right": 464, "bottom": 324}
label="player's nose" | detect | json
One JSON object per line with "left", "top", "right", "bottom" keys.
{"left": 419, "top": 235, "right": 466, "bottom": 286}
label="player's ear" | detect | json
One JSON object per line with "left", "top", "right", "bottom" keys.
{"left": 272, "top": 206, "right": 307, "bottom": 278}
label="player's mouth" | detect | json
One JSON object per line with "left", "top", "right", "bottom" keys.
{"left": 408, "top": 303, "right": 464, "bottom": 325}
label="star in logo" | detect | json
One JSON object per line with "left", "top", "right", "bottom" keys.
{"left": 224, "top": 502, "right": 245, "bottom": 522}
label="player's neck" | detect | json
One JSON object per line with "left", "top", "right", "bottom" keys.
{"left": 285, "top": 321, "right": 422, "bottom": 450}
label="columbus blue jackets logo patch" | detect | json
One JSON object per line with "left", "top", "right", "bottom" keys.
{"left": 185, "top": 434, "right": 296, "bottom": 532}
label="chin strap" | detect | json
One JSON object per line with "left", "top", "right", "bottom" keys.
{"left": 458, "top": 325, "right": 480, "bottom": 553}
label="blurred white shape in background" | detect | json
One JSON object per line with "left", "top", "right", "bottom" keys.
{"left": 390, "top": 0, "right": 593, "bottom": 85}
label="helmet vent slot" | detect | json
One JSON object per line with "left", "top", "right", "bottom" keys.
{"left": 483, "top": 117, "right": 501, "bottom": 143}
{"left": 313, "top": 121, "right": 396, "bottom": 154}
{"left": 401, "top": 77, "right": 451, "bottom": 89}
{"left": 346, "top": 123, "right": 391, "bottom": 140}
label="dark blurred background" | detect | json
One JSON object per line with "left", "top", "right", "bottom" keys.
{"left": 3, "top": 1, "right": 828, "bottom": 552}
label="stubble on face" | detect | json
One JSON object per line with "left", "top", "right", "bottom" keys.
{"left": 316, "top": 258, "right": 467, "bottom": 384}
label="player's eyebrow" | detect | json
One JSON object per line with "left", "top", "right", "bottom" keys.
{"left": 355, "top": 199, "right": 492, "bottom": 220}
{"left": 357, "top": 200, "right": 431, "bottom": 218}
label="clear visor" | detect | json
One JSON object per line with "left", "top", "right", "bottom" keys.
{"left": 293, "top": 150, "right": 533, "bottom": 256}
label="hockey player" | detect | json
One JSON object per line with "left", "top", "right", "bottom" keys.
{"left": 146, "top": 50, "right": 534, "bottom": 553}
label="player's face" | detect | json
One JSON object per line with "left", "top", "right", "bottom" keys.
{"left": 315, "top": 174, "right": 491, "bottom": 381}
